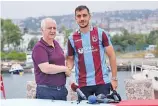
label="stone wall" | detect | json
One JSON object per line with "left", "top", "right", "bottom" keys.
{"left": 27, "top": 78, "right": 157, "bottom": 100}
{"left": 26, "top": 81, "right": 78, "bottom": 100}
{"left": 124, "top": 79, "right": 155, "bottom": 100}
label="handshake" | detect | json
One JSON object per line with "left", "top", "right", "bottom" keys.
{"left": 65, "top": 67, "right": 72, "bottom": 77}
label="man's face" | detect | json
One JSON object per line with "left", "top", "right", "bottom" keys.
{"left": 75, "top": 9, "right": 91, "bottom": 28}
{"left": 42, "top": 21, "right": 56, "bottom": 40}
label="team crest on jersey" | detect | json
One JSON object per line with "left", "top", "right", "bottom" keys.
{"left": 92, "top": 36, "right": 98, "bottom": 42}
{"left": 78, "top": 48, "right": 84, "bottom": 54}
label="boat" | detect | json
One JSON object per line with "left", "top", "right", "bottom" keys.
{"left": 132, "top": 65, "right": 158, "bottom": 97}
{"left": 9, "top": 63, "right": 24, "bottom": 75}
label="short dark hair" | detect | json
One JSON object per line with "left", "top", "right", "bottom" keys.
{"left": 75, "top": 5, "right": 90, "bottom": 15}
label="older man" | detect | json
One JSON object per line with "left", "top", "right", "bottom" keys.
{"left": 32, "top": 18, "right": 71, "bottom": 100}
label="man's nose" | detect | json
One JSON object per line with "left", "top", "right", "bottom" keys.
{"left": 51, "top": 28, "right": 56, "bottom": 32}
{"left": 80, "top": 16, "right": 84, "bottom": 20}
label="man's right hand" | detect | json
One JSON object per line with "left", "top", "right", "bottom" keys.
{"left": 65, "top": 67, "right": 71, "bottom": 77}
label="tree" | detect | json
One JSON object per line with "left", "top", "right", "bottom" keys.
{"left": 64, "top": 29, "right": 73, "bottom": 46}
{"left": 27, "top": 37, "right": 38, "bottom": 51}
{"left": 58, "top": 25, "right": 73, "bottom": 46}
{"left": 0, "top": 36, "right": 5, "bottom": 52}
{"left": 147, "top": 30, "right": 158, "bottom": 45}
{"left": 155, "top": 40, "right": 158, "bottom": 57}
{"left": 112, "top": 29, "right": 137, "bottom": 52}
{"left": 1, "top": 18, "right": 23, "bottom": 51}
{"left": 121, "top": 28, "right": 130, "bottom": 36}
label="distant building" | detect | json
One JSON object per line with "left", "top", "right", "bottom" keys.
{"left": 20, "top": 34, "right": 42, "bottom": 51}
{"left": 54, "top": 32, "right": 65, "bottom": 49}
{"left": 146, "top": 45, "right": 157, "bottom": 51}
{"left": 109, "top": 28, "right": 122, "bottom": 36}
{"left": 3, "top": 31, "right": 65, "bottom": 52}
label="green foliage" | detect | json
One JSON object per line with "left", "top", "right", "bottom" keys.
{"left": 1, "top": 36, "right": 5, "bottom": 51}
{"left": 112, "top": 29, "right": 136, "bottom": 51}
{"left": 147, "top": 30, "right": 158, "bottom": 45}
{"left": 63, "top": 29, "right": 73, "bottom": 46}
{"left": 154, "top": 42, "right": 158, "bottom": 57}
{"left": 1, "top": 51, "right": 26, "bottom": 61}
{"left": 0, "top": 52, "right": 6, "bottom": 60}
{"left": 111, "top": 29, "right": 156, "bottom": 52}
{"left": 1, "top": 18, "right": 23, "bottom": 51}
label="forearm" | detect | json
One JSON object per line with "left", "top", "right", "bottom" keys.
{"left": 66, "top": 56, "right": 74, "bottom": 70}
{"left": 109, "top": 54, "right": 117, "bottom": 77}
{"left": 105, "top": 46, "right": 117, "bottom": 78}
{"left": 39, "top": 63, "right": 67, "bottom": 74}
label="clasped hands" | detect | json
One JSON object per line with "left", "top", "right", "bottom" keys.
{"left": 65, "top": 67, "right": 72, "bottom": 77}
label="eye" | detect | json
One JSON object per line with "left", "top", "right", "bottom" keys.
{"left": 47, "top": 27, "right": 52, "bottom": 30}
{"left": 76, "top": 15, "right": 81, "bottom": 18}
{"left": 53, "top": 27, "right": 56, "bottom": 30}
{"left": 83, "top": 14, "right": 87, "bottom": 17}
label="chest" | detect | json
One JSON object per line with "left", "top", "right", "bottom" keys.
{"left": 47, "top": 45, "right": 64, "bottom": 64}
{"left": 73, "top": 33, "right": 103, "bottom": 54}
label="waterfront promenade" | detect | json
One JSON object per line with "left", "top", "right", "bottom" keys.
{"left": 1, "top": 58, "right": 158, "bottom": 73}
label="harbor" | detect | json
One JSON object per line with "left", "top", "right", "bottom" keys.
{"left": 1, "top": 1, "right": 158, "bottom": 105}
{"left": 1, "top": 57, "right": 158, "bottom": 99}
{"left": 1, "top": 58, "right": 158, "bottom": 73}
{"left": 1, "top": 71, "right": 130, "bottom": 99}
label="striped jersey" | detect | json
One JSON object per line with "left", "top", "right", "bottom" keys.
{"left": 67, "top": 27, "right": 112, "bottom": 88}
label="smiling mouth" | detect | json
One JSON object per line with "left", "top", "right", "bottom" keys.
{"left": 50, "top": 33, "right": 55, "bottom": 35}
{"left": 49, "top": 34, "right": 55, "bottom": 36}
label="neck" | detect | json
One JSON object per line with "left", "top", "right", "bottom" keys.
{"left": 43, "top": 37, "right": 54, "bottom": 47}
{"left": 80, "top": 25, "right": 90, "bottom": 34}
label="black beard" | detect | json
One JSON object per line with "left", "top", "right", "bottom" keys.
{"left": 79, "top": 22, "right": 89, "bottom": 28}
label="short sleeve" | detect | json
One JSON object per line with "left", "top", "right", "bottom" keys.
{"left": 32, "top": 46, "right": 48, "bottom": 65}
{"left": 102, "top": 31, "right": 112, "bottom": 47}
{"left": 66, "top": 39, "right": 74, "bottom": 56}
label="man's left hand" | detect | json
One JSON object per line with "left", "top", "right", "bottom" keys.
{"left": 65, "top": 67, "right": 71, "bottom": 77}
{"left": 111, "top": 79, "right": 118, "bottom": 90}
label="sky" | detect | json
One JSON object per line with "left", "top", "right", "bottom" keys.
{"left": 1, "top": 1, "right": 158, "bottom": 19}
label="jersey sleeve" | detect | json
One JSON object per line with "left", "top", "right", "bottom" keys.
{"left": 67, "top": 38, "right": 75, "bottom": 56}
{"left": 102, "top": 30, "right": 112, "bottom": 47}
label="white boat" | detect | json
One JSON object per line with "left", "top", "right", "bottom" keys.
{"left": 9, "top": 63, "right": 24, "bottom": 74}
{"left": 132, "top": 65, "right": 158, "bottom": 91}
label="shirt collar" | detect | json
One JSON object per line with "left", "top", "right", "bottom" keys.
{"left": 77, "top": 26, "right": 93, "bottom": 34}
{"left": 40, "top": 37, "right": 55, "bottom": 47}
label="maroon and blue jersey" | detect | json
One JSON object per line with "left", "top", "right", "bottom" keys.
{"left": 67, "top": 27, "right": 112, "bottom": 87}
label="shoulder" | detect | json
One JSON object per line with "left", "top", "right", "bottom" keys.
{"left": 32, "top": 41, "right": 45, "bottom": 53}
{"left": 53, "top": 40, "right": 59, "bottom": 45}
{"left": 68, "top": 32, "right": 75, "bottom": 40}
{"left": 95, "top": 27, "right": 106, "bottom": 33}
{"left": 96, "top": 27, "right": 110, "bottom": 37}
{"left": 54, "top": 40, "right": 62, "bottom": 48}
{"left": 92, "top": 27, "right": 105, "bottom": 35}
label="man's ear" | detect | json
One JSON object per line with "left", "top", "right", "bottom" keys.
{"left": 89, "top": 14, "right": 91, "bottom": 20}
